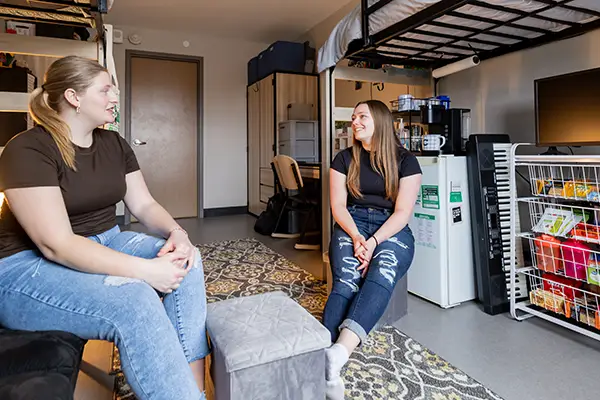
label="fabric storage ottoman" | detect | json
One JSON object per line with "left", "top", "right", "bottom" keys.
{"left": 206, "top": 291, "right": 331, "bottom": 400}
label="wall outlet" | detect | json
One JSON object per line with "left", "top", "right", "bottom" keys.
{"left": 113, "top": 28, "right": 123, "bottom": 44}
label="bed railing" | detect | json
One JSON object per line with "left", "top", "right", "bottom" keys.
{"left": 349, "top": 0, "right": 600, "bottom": 69}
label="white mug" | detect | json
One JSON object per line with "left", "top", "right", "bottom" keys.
{"left": 422, "top": 134, "right": 447, "bottom": 151}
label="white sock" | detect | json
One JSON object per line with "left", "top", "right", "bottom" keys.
{"left": 326, "top": 376, "right": 345, "bottom": 400}
{"left": 325, "top": 343, "right": 349, "bottom": 381}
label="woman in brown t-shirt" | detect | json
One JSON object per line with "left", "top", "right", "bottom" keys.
{"left": 0, "top": 56, "right": 209, "bottom": 400}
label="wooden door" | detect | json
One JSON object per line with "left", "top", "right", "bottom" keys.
{"left": 129, "top": 55, "right": 199, "bottom": 219}
{"left": 258, "top": 75, "right": 274, "bottom": 211}
{"left": 247, "top": 84, "right": 262, "bottom": 216}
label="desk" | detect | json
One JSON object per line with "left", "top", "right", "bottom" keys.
{"left": 299, "top": 165, "right": 320, "bottom": 180}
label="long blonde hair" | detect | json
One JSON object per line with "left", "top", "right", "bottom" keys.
{"left": 347, "top": 100, "right": 401, "bottom": 200}
{"left": 29, "top": 55, "right": 108, "bottom": 170}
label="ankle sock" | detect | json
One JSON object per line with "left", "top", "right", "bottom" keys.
{"left": 325, "top": 343, "right": 349, "bottom": 381}
{"left": 326, "top": 376, "right": 345, "bottom": 400}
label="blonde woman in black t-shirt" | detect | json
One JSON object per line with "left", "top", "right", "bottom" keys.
{"left": 0, "top": 56, "right": 208, "bottom": 400}
{"left": 323, "top": 100, "right": 422, "bottom": 398}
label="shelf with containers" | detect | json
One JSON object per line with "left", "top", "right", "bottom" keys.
{"left": 509, "top": 147, "right": 600, "bottom": 340}
{"left": 332, "top": 107, "right": 354, "bottom": 158}
{"left": 390, "top": 94, "right": 450, "bottom": 153}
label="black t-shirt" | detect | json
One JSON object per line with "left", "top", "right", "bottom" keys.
{"left": 331, "top": 146, "right": 422, "bottom": 210}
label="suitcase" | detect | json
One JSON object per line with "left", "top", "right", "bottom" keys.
{"left": 247, "top": 56, "right": 259, "bottom": 85}
{"left": 257, "top": 41, "right": 312, "bottom": 79}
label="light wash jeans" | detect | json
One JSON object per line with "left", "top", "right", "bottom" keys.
{"left": 0, "top": 225, "right": 209, "bottom": 400}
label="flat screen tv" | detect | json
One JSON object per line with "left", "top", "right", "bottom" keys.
{"left": 535, "top": 67, "right": 600, "bottom": 147}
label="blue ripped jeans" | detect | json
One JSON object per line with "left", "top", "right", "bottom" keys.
{"left": 0, "top": 225, "right": 209, "bottom": 400}
{"left": 323, "top": 205, "right": 415, "bottom": 343}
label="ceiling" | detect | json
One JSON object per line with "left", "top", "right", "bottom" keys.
{"left": 105, "top": 0, "right": 355, "bottom": 43}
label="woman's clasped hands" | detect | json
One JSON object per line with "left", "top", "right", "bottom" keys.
{"left": 351, "top": 233, "right": 378, "bottom": 277}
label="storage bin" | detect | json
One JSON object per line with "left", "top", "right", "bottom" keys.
{"left": 206, "top": 291, "right": 331, "bottom": 400}
{"left": 279, "top": 120, "right": 318, "bottom": 142}
{"left": 6, "top": 20, "right": 35, "bottom": 36}
{"left": 278, "top": 120, "right": 319, "bottom": 163}
{"left": 278, "top": 140, "right": 318, "bottom": 163}
{"left": 258, "top": 41, "right": 309, "bottom": 78}
{"left": 247, "top": 56, "right": 259, "bottom": 85}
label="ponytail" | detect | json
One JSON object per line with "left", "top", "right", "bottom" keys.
{"left": 27, "top": 55, "right": 108, "bottom": 171}
{"left": 29, "top": 87, "right": 76, "bottom": 170}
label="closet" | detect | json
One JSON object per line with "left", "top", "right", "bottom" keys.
{"left": 247, "top": 72, "right": 318, "bottom": 216}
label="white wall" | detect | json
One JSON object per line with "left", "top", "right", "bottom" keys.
{"left": 110, "top": 25, "right": 267, "bottom": 210}
{"left": 439, "top": 29, "right": 600, "bottom": 144}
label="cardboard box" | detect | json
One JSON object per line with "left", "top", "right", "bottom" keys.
{"left": 6, "top": 21, "right": 36, "bottom": 36}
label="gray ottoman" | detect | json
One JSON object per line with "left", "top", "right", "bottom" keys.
{"left": 206, "top": 291, "right": 331, "bottom": 400}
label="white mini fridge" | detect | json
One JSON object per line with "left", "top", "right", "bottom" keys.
{"left": 407, "top": 155, "right": 476, "bottom": 308}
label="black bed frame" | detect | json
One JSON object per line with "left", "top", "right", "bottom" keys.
{"left": 346, "top": 0, "right": 600, "bottom": 69}
{"left": 0, "top": 0, "right": 108, "bottom": 40}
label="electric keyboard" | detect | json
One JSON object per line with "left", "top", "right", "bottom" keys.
{"left": 466, "top": 135, "right": 528, "bottom": 315}
{"left": 492, "top": 143, "right": 528, "bottom": 301}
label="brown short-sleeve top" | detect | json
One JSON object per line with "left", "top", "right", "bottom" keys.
{"left": 0, "top": 126, "right": 140, "bottom": 258}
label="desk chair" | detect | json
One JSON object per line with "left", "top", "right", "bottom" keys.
{"left": 271, "top": 155, "right": 320, "bottom": 251}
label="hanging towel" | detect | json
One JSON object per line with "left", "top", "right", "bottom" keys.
{"left": 102, "top": 25, "right": 121, "bottom": 133}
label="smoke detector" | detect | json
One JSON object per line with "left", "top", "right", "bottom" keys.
{"left": 128, "top": 33, "right": 142, "bottom": 45}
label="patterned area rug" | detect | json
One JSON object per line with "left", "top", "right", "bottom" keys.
{"left": 112, "top": 238, "right": 503, "bottom": 400}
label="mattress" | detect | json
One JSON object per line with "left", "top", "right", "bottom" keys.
{"left": 317, "top": 0, "right": 600, "bottom": 72}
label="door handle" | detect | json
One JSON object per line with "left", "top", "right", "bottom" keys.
{"left": 132, "top": 138, "right": 147, "bottom": 146}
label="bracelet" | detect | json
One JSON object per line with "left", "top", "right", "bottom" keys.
{"left": 372, "top": 236, "right": 379, "bottom": 246}
{"left": 169, "top": 227, "right": 188, "bottom": 237}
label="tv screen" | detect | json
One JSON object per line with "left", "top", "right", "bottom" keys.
{"left": 535, "top": 67, "right": 600, "bottom": 147}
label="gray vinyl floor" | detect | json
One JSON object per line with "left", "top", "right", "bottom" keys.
{"left": 131, "top": 214, "right": 326, "bottom": 280}
{"left": 129, "top": 214, "right": 600, "bottom": 400}
{"left": 394, "top": 295, "right": 599, "bottom": 400}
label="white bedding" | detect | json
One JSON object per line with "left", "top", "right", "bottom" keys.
{"left": 317, "top": 0, "right": 600, "bottom": 72}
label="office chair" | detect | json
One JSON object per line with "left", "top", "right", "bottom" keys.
{"left": 270, "top": 155, "right": 320, "bottom": 251}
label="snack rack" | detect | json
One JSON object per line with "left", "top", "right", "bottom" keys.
{"left": 509, "top": 145, "right": 600, "bottom": 341}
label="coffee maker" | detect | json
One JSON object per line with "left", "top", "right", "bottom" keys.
{"left": 420, "top": 104, "right": 471, "bottom": 155}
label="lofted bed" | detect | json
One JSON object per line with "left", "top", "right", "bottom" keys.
{"left": 0, "top": 0, "right": 110, "bottom": 32}
{"left": 318, "top": 0, "right": 600, "bottom": 73}
{"left": 0, "top": 0, "right": 116, "bottom": 113}
{"left": 317, "top": 0, "right": 600, "bottom": 278}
